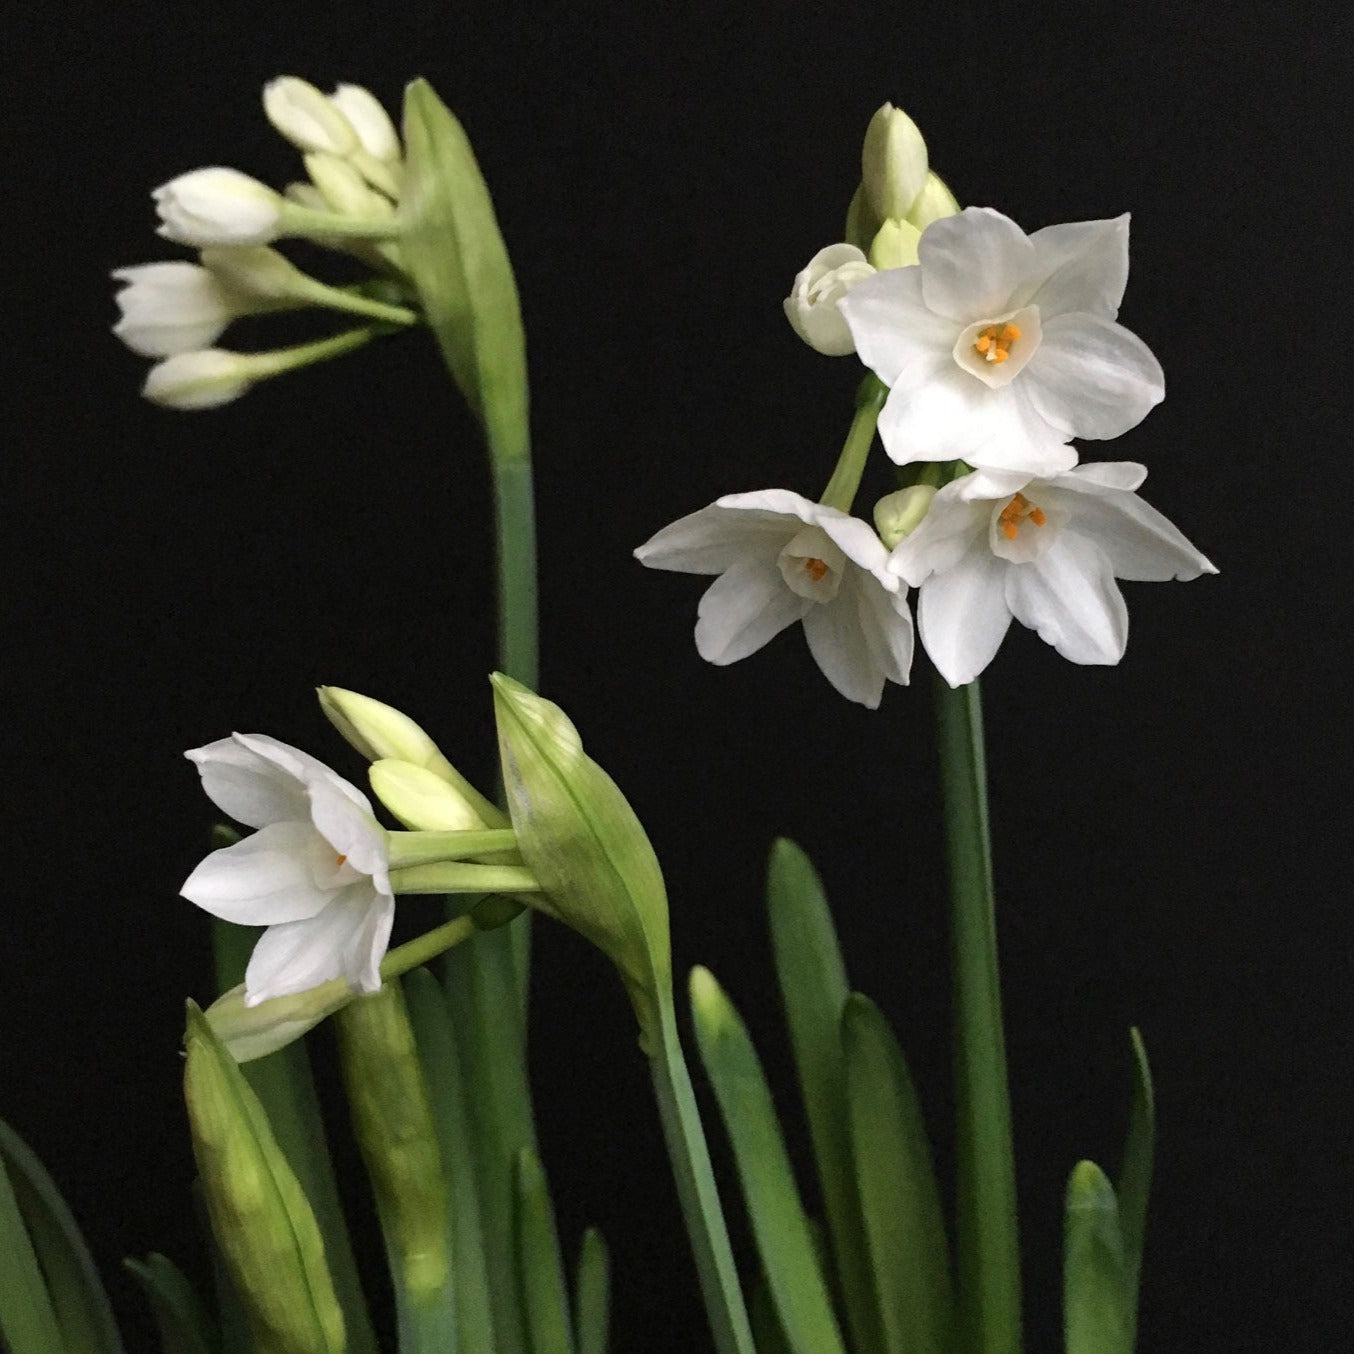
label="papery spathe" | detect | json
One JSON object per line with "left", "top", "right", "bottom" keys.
{"left": 635, "top": 489, "right": 913, "bottom": 707}
{"left": 181, "top": 733, "right": 394, "bottom": 1005}
{"left": 888, "top": 462, "right": 1216, "bottom": 687}
{"left": 839, "top": 208, "right": 1164, "bottom": 476}
{"left": 784, "top": 244, "right": 876, "bottom": 356}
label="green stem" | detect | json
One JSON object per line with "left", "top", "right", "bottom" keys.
{"left": 281, "top": 203, "right": 405, "bottom": 241}
{"left": 933, "top": 676, "right": 1021, "bottom": 1354}
{"left": 245, "top": 326, "right": 379, "bottom": 380}
{"left": 381, "top": 916, "right": 478, "bottom": 979}
{"left": 818, "top": 374, "right": 888, "bottom": 512}
{"left": 292, "top": 274, "right": 421, "bottom": 327}
{"left": 649, "top": 997, "right": 756, "bottom": 1354}
{"left": 387, "top": 828, "right": 520, "bottom": 869}
{"left": 390, "top": 862, "right": 541, "bottom": 895}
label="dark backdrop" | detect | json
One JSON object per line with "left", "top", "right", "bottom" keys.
{"left": 3, "top": 2, "right": 1349, "bottom": 1351}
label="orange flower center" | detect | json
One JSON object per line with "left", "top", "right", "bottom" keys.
{"left": 335, "top": 853, "right": 348, "bottom": 867}
{"left": 974, "top": 322, "right": 1023, "bottom": 365}
{"left": 804, "top": 557, "right": 829, "bottom": 582}
{"left": 998, "top": 492, "right": 1046, "bottom": 541}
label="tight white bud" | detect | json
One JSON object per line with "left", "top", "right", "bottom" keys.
{"left": 330, "top": 84, "right": 401, "bottom": 162}
{"left": 862, "top": 103, "right": 929, "bottom": 222}
{"left": 867, "top": 218, "right": 923, "bottom": 271}
{"left": 783, "top": 244, "right": 876, "bottom": 356}
{"left": 906, "top": 172, "right": 961, "bottom": 231}
{"left": 199, "top": 245, "right": 304, "bottom": 302}
{"left": 873, "top": 485, "right": 937, "bottom": 549}
{"left": 143, "top": 349, "right": 254, "bottom": 410}
{"left": 154, "top": 169, "right": 284, "bottom": 247}
{"left": 263, "top": 76, "right": 358, "bottom": 156}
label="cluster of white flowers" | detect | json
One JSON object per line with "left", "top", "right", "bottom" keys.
{"left": 639, "top": 108, "right": 1214, "bottom": 700}
{"left": 113, "top": 77, "right": 415, "bottom": 409}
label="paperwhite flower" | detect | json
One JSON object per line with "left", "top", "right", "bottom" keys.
{"left": 839, "top": 208, "right": 1165, "bottom": 476}
{"left": 330, "top": 83, "right": 402, "bottom": 163}
{"left": 111, "top": 262, "right": 240, "bottom": 357}
{"left": 635, "top": 489, "right": 913, "bottom": 707}
{"left": 142, "top": 349, "right": 254, "bottom": 410}
{"left": 784, "top": 245, "right": 877, "bottom": 356}
{"left": 888, "top": 462, "right": 1216, "bottom": 687}
{"left": 153, "top": 168, "right": 284, "bottom": 247}
{"left": 181, "top": 733, "right": 394, "bottom": 1005}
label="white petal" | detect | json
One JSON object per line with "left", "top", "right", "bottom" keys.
{"left": 1004, "top": 533, "right": 1128, "bottom": 665}
{"left": 307, "top": 777, "right": 389, "bottom": 891}
{"left": 917, "top": 551, "right": 1013, "bottom": 687}
{"left": 802, "top": 596, "right": 886, "bottom": 707}
{"left": 918, "top": 208, "right": 1035, "bottom": 322}
{"left": 695, "top": 556, "right": 807, "bottom": 664}
{"left": 887, "top": 488, "right": 989, "bottom": 587}
{"left": 1016, "top": 216, "right": 1130, "bottom": 318}
{"left": 1023, "top": 312, "right": 1164, "bottom": 440}
{"left": 810, "top": 507, "right": 892, "bottom": 573}
{"left": 837, "top": 267, "right": 958, "bottom": 388}
{"left": 1054, "top": 461, "right": 1147, "bottom": 493}
{"left": 233, "top": 733, "right": 373, "bottom": 815}
{"left": 185, "top": 735, "right": 309, "bottom": 827}
{"left": 244, "top": 886, "right": 394, "bottom": 1004}
{"left": 1060, "top": 495, "right": 1217, "bottom": 581}
{"left": 180, "top": 821, "right": 336, "bottom": 924}
{"left": 853, "top": 574, "right": 914, "bottom": 686}
{"left": 635, "top": 500, "right": 794, "bottom": 575}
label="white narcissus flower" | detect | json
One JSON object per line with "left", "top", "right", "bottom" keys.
{"left": 888, "top": 463, "right": 1216, "bottom": 687}
{"left": 839, "top": 208, "right": 1165, "bottom": 476}
{"left": 784, "top": 245, "right": 877, "bottom": 356}
{"left": 153, "top": 168, "right": 285, "bottom": 247}
{"left": 181, "top": 734, "right": 394, "bottom": 1005}
{"left": 111, "top": 262, "right": 240, "bottom": 357}
{"left": 635, "top": 489, "right": 913, "bottom": 707}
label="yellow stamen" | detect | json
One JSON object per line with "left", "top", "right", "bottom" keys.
{"left": 998, "top": 492, "right": 1047, "bottom": 541}
{"left": 974, "top": 321, "right": 1021, "bottom": 364}
{"left": 805, "top": 557, "right": 828, "bottom": 582}
{"left": 336, "top": 853, "right": 348, "bottom": 867}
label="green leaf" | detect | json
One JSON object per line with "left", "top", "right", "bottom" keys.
{"left": 211, "top": 920, "right": 377, "bottom": 1354}
{"left": 0, "top": 1119, "right": 125, "bottom": 1354}
{"left": 841, "top": 995, "right": 954, "bottom": 1354}
{"left": 1117, "top": 1027, "right": 1154, "bottom": 1347}
{"left": 124, "top": 1254, "right": 216, "bottom": 1354}
{"left": 0, "top": 1145, "right": 65, "bottom": 1354}
{"left": 513, "top": 1149, "right": 576, "bottom": 1354}
{"left": 1063, "top": 1161, "right": 1131, "bottom": 1354}
{"left": 690, "top": 967, "right": 847, "bottom": 1354}
{"left": 766, "top": 839, "right": 881, "bottom": 1352}
{"left": 573, "top": 1229, "right": 609, "bottom": 1354}
{"left": 399, "top": 78, "right": 529, "bottom": 464}
{"left": 748, "top": 1276, "right": 792, "bottom": 1354}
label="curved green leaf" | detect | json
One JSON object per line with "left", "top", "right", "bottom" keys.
{"left": 573, "top": 1228, "right": 609, "bottom": 1354}
{"left": 124, "top": 1254, "right": 216, "bottom": 1354}
{"left": 1117, "top": 1027, "right": 1154, "bottom": 1348}
{"left": 513, "top": 1149, "right": 575, "bottom": 1354}
{"left": 0, "top": 1145, "right": 64, "bottom": 1354}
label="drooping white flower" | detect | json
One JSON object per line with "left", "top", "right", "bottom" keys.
{"left": 153, "top": 168, "right": 285, "bottom": 247}
{"left": 839, "top": 208, "right": 1165, "bottom": 476}
{"left": 142, "top": 349, "right": 254, "bottom": 410}
{"left": 888, "top": 462, "right": 1216, "bottom": 687}
{"left": 111, "top": 262, "right": 240, "bottom": 357}
{"left": 181, "top": 733, "right": 394, "bottom": 1005}
{"left": 635, "top": 489, "right": 913, "bottom": 707}
{"left": 330, "top": 83, "right": 402, "bottom": 163}
{"left": 784, "top": 245, "right": 877, "bottom": 356}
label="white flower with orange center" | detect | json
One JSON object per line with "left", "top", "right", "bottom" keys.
{"left": 838, "top": 208, "right": 1165, "bottom": 476}
{"left": 180, "top": 733, "right": 393, "bottom": 1005}
{"left": 887, "top": 462, "right": 1216, "bottom": 687}
{"left": 635, "top": 489, "right": 914, "bottom": 707}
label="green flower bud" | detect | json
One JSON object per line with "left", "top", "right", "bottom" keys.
{"left": 182, "top": 1002, "right": 346, "bottom": 1353}
{"left": 205, "top": 978, "right": 353, "bottom": 1064}
{"left": 304, "top": 152, "right": 392, "bottom": 220}
{"left": 491, "top": 673, "right": 671, "bottom": 1048}
{"left": 862, "top": 103, "right": 929, "bottom": 222}
{"left": 873, "top": 484, "right": 937, "bottom": 549}
{"left": 868, "top": 218, "right": 922, "bottom": 271}
{"left": 906, "top": 171, "right": 961, "bottom": 231}
{"left": 368, "top": 758, "right": 499, "bottom": 831}
{"left": 334, "top": 982, "right": 450, "bottom": 1304}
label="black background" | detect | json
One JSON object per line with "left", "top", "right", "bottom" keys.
{"left": 3, "top": 2, "right": 1350, "bottom": 1351}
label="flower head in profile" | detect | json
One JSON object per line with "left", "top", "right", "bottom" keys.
{"left": 783, "top": 244, "right": 876, "bottom": 356}
{"left": 181, "top": 734, "right": 393, "bottom": 1005}
{"left": 889, "top": 462, "right": 1216, "bottom": 687}
{"left": 839, "top": 208, "right": 1164, "bottom": 476}
{"left": 635, "top": 489, "right": 913, "bottom": 707}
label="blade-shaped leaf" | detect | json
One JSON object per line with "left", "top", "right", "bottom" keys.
{"left": 1117, "top": 1027, "right": 1154, "bottom": 1347}
{"left": 841, "top": 995, "right": 953, "bottom": 1354}
{"left": 0, "top": 1147, "right": 65, "bottom": 1354}
{"left": 0, "top": 1119, "right": 125, "bottom": 1354}
{"left": 766, "top": 839, "right": 881, "bottom": 1352}
{"left": 124, "top": 1254, "right": 216, "bottom": 1354}
{"left": 1063, "top": 1161, "right": 1130, "bottom": 1354}
{"left": 573, "top": 1228, "right": 610, "bottom": 1354}
{"left": 691, "top": 966, "right": 847, "bottom": 1354}
{"left": 513, "top": 1149, "right": 575, "bottom": 1354}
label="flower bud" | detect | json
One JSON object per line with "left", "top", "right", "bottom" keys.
{"left": 867, "top": 218, "right": 922, "bottom": 271}
{"left": 183, "top": 1002, "right": 346, "bottom": 1352}
{"left": 153, "top": 168, "right": 284, "bottom": 247}
{"left": 142, "top": 349, "right": 253, "bottom": 410}
{"left": 783, "top": 244, "right": 875, "bottom": 356}
{"left": 334, "top": 982, "right": 450, "bottom": 1303}
{"left": 264, "top": 76, "right": 358, "bottom": 157}
{"left": 491, "top": 674, "right": 671, "bottom": 1048}
{"left": 906, "top": 171, "right": 961, "bottom": 231}
{"left": 319, "top": 686, "right": 449, "bottom": 771}
{"left": 206, "top": 978, "right": 353, "bottom": 1063}
{"left": 862, "top": 103, "right": 929, "bottom": 222}
{"left": 304, "top": 152, "right": 392, "bottom": 220}
{"left": 873, "top": 485, "right": 937, "bottom": 549}
{"left": 369, "top": 759, "right": 491, "bottom": 832}
{"left": 112, "top": 261, "right": 236, "bottom": 357}
{"left": 331, "top": 84, "right": 402, "bottom": 163}
{"left": 199, "top": 245, "right": 304, "bottom": 301}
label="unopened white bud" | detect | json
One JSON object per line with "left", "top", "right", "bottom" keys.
{"left": 783, "top": 244, "right": 876, "bottom": 356}
{"left": 153, "top": 169, "right": 284, "bottom": 247}
{"left": 873, "top": 485, "right": 936, "bottom": 549}
{"left": 906, "top": 172, "right": 961, "bottom": 231}
{"left": 867, "top": 218, "right": 923, "bottom": 270}
{"left": 199, "top": 245, "right": 304, "bottom": 302}
{"left": 143, "top": 349, "right": 254, "bottom": 410}
{"left": 263, "top": 76, "right": 358, "bottom": 156}
{"left": 330, "top": 84, "right": 401, "bottom": 162}
{"left": 112, "top": 262, "right": 236, "bottom": 357}
{"left": 862, "top": 103, "right": 929, "bottom": 221}
{"left": 304, "top": 152, "right": 392, "bottom": 219}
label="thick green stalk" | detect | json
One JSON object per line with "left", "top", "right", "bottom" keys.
{"left": 649, "top": 997, "right": 756, "bottom": 1354}
{"left": 933, "top": 676, "right": 1021, "bottom": 1354}
{"left": 818, "top": 375, "right": 887, "bottom": 512}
